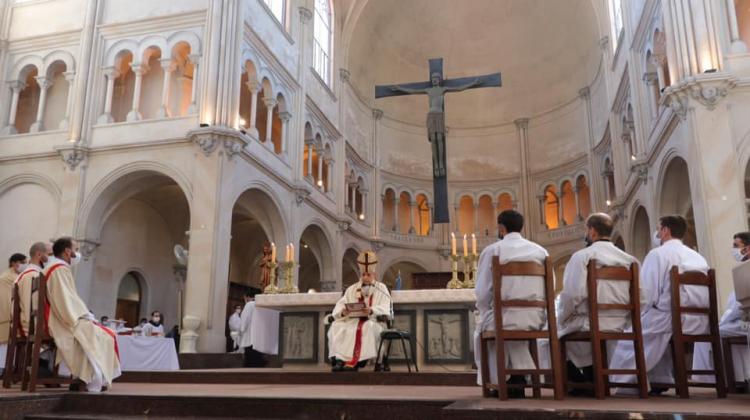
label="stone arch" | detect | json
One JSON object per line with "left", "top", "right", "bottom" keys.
{"left": 298, "top": 222, "right": 335, "bottom": 292}
{"left": 383, "top": 187, "right": 397, "bottom": 231}
{"left": 657, "top": 156, "right": 697, "bottom": 249}
{"left": 631, "top": 205, "right": 651, "bottom": 262}
{"left": 166, "top": 41, "right": 195, "bottom": 117}
{"left": 477, "top": 194, "right": 494, "bottom": 237}
{"left": 381, "top": 259, "right": 428, "bottom": 290}
{"left": 497, "top": 192, "right": 513, "bottom": 213}
{"left": 341, "top": 246, "right": 361, "bottom": 290}
{"left": 104, "top": 40, "right": 139, "bottom": 66}
{"left": 10, "top": 56, "right": 43, "bottom": 81}
{"left": 255, "top": 78, "right": 274, "bottom": 142}
{"left": 41, "top": 59, "right": 70, "bottom": 130}
{"left": 115, "top": 269, "right": 148, "bottom": 326}
{"left": 560, "top": 179, "right": 576, "bottom": 225}
{"left": 575, "top": 174, "right": 592, "bottom": 219}
{"left": 398, "top": 190, "right": 413, "bottom": 234}
{"left": 42, "top": 50, "right": 76, "bottom": 75}
{"left": 415, "top": 192, "right": 431, "bottom": 236}
{"left": 166, "top": 30, "right": 202, "bottom": 56}
{"left": 544, "top": 184, "right": 559, "bottom": 229}
{"left": 458, "top": 194, "right": 475, "bottom": 234}
{"left": 14, "top": 64, "right": 40, "bottom": 134}
{"left": 111, "top": 49, "right": 136, "bottom": 122}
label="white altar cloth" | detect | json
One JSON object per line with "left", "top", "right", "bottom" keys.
{"left": 249, "top": 307, "right": 280, "bottom": 355}
{"left": 116, "top": 336, "right": 180, "bottom": 371}
{"left": 254, "top": 289, "right": 476, "bottom": 309}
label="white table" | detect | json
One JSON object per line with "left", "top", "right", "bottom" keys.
{"left": 116, "top": 335, "right": 180, "bottom": 371}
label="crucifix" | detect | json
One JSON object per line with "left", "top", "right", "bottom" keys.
{"left": 375, "top": 58, "right": 501, "bottom": 224}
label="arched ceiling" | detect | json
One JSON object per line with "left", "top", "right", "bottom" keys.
{"left": 345, "top": 0, "right": 602, "bottom": 127}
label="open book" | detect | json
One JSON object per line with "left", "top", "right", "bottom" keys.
{"left": 345, "top": 302, "right": 370, "bottom": 318}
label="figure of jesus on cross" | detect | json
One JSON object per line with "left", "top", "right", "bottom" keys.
{"left": 375, "top": 58, "right": 501, "bottom": 224}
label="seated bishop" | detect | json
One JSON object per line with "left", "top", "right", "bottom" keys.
{"left": 45, "top": 237, "right": 121, "bottom": 392}
{"left": 328, "top": 250, "right": 391, "bottom": 372}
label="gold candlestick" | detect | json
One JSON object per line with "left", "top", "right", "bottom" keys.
{"left": 263, "top": 260, "right": 280, "bottom": 294}
{"left": 279, "top": 261, "right": 299, "bottom": 294}
{"left": 462, "top": 253, "right": 478, "bottom": 288}
{"left": 447, "top": 254, "right": 463, "bottom": 289}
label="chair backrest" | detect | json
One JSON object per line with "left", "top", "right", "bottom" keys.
{"left": 27, "top": 272, "right": 48, "bottom": 338}
{"left": 586, "top": 260, "right": 640, "bottom": 334}
{"left": 9, "top": 283, "right": 22, "bottom": 340}
{"left": 669, "top": 267, "right": 718, "bottom": 337}
{"left": 491, "top": 256, "right": 556, "bottom": 334}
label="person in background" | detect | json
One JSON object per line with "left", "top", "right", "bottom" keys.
{"left": 0, "top": 253, "right": 27, "bottom": 375}
{"left": 141, "top": 311, "right": 165, "bottom": 337}
{"left": 228, "top": 304, "right": 242, "bottom": 352}
{"left": 239, "top": 292, "right": 266, "bottom": 367}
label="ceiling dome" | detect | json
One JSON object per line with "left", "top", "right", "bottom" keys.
{"left": 347, "top": 0, "right": 602, "bottom": 128}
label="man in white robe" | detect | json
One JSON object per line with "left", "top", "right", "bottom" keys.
{"left": 692, "top": 231, "right": 750, "bottom": 384}
{"left": 45, "top": 237, "right": 121, "bottom": 392}
{"left": 0, "top": 253, "right": 27, "bottom": 373}
{"left": 228, "top": 304, "right": 242, "bottom": 352}
{"left": 473, "top": 209, "right": 549, "bottom": 397}
{"left": 610, "top": 215, "right": 709, "bottom": 394}
{"left": 557, "top": 213, "right": 641, "bottom": 392}
{"left": 238, "top": 292, "right": 265, "bottom": 367}
{"left": 329, "top": 250, "right": 391, "bottom": 371}
{"left": 15, "top": 243, "right": 52, "bottom": 337}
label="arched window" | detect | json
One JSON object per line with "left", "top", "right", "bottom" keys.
{"left": 458, "top": 195, "right": 475, "bottom": 235}
{"left": 43, "top": 61, "right": 71, "bottom": 131}
{"left": 272, "top": 94, "right": 285, "bottom": 154}
{"left": 415, "top": 193, "right": 430, "bottom": 236}
{"left": 398, "top": 191, "right": 412, "bottom": 234}
{"left": 561, "top": 180, "right": 576, "bottom": 226}
{"left": 382, "top": 188, "right": 397, "bottom": 231}
{"left": 263, "top": 0, "right": 286, "bottom": 25}
{"left": 497, "top": 193, "right": 513, "bottom": 212}
{"left": 604, "top": 158, "right": 616, "bottom": 205}
{"left": 111, "top": 51, "right": 135, "bottom": 123}
{"left": 169, "top": 42, "right": 194, "bottom": 117}
{"left": 140, "top": 47, "right": 164, "bottom": 120}
{"left": 576, "top": 175, "right": 592, "bottom": 219}
{"left": 15, "top": 66, "right": 40, "bottom": 134}
{"left": 478, "top": 195, "right": 494, "bottom": 237}
{"left": 544, "top": 185, "right": 559, "bottom": 230}
{"left": 313, "top": 0, "right": 332, "bottom": 85}
{"left": 116, "top": 272, "right": 143, "bottom": 327}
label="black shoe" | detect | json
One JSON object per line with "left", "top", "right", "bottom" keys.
{"left": 506, "top": 375, "right": 526, "bottom": 399}
{"left": 331, "top": 360, "right": 344, "bottom": 372}
{"left": 566, "top": 361, "right": 586, "bottom": 383}
{"left": 649, "top": 387, "right": 669, "bottom": 396}
{"left": 568, "top": 388, "right": 595, "bottom": 397}
{"left": 68, "top": 379, "right": 85, "bottom": 392}
{"left": 581, "top": 365, "right": 594, "bottom": 382}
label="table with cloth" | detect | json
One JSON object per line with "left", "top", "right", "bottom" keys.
{"left": 115, "top": 335, "right": 179, "bottom": 371}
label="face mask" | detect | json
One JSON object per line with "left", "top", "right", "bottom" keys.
{"left": 235, "top": 309, "right": 242, "bottom": 314}
{"left": 71, "top": 251, "right": 82, "bottom": 266}
{"left": 732, "top": 248, "right": 745, "bottom": 262}
{"left": 652, "top": 231, "right": 662, "bottom": 248}
{"left": 15, "top": 264, "right": 26, "bottom": 274}
{"left": 152, "top": 317, "right": 161, "bottom": 323}
{"left": 583, "top": 236, "right": 593, "bottom": 247}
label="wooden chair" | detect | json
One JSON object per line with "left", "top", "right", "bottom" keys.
{"left": 480, "top": 256, "right": 564, "bottom": 400}
{"left": 2, "top": 283, "right": 29, "bottom": 388}
{"left": 22, "top": 272, "right": 70, "bottom": 392}
{"left": 650, "top": 267, "right": 726, "bottom": 398}
{"left": 722, "top": 336, "right": 748, "bottom": 394}
{"left": 559, "top": 261, "right": 648, "bottom": 399}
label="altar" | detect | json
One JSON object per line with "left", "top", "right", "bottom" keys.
{"left": 254, "top": 289, "right": 477, "bottom": 370}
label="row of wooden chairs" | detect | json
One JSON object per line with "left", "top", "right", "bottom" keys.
{"left": 2, "top": 272, "right": 70, "bottom": 392}
{"left": 480, "top": 257, "right": 727, "bottom": 400}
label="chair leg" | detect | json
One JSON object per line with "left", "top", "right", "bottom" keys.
{"left": 590, "top": 338, "right": 605, "bottom": 400}
{"left": 712, "top": 338, "right": 728, "bottom": 398}
{"left": 559, "top": 339, "right": 568, "bottom": 396}
{"left": 600, "top": 339, "right": 610, "bottom": 397}
{"left": 411, "top": 337, "right": 418, "bottom": 373}
{"left": 21, "top": 339, "right": 33, "bottom": 391}
{"left": 374, "top": 337, "right": 385, "bottom": 371}
{"left": 2, "top": 338, "right": 16, "bottom": 388}
{"left": 480, "top": 337, "right": 491, "bottom": 398}
{"left": 496, "top": 336, "right": 508, "bottom": 401}
{"left": 529, "top": 339, "right": 541, "bottom": 398}
{"left": 548, "top": 336, "right": 565, "bottom": 401}
{"left": 634, "top": 336, "right": 649, "bottom": 399}
{"left": 671, "top": 338, "right": 689, "bottom": 399}
{"left": 723, "top": 338, "right": 737, "bottom": 394}
{"left": 399, "top": 338, "right": 411, "bottom": 373}
{"left": 28, "top": 341, "right": 41, "bottom": 393}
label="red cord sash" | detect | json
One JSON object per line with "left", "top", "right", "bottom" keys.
{"left": 344, "top": 294, "right": 374, "bottom": 368}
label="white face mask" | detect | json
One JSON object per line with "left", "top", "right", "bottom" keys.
{"left": 71, "top": 251, "right": 82, "bottom": 266}
{"left": 732, "top": 248, "right": 745, "bottom": 262}
{"left": 15, "top": 264, "right": 27, "bottom": 274}
{"left": 651, "top": 230, "right": 662, "bottom": 248}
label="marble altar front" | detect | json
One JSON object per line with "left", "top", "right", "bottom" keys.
{"left": 254, "top": 289, "right": 477, "bottom": 370}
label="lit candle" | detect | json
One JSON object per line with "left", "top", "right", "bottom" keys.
{"left": 290, "top": 243, "right": 295, "bottom": 264}
{"left": 271, "top": 242, "right": 276, "bottom": 262}
{"left": 285, "top": 245, "right": 290, "bottom": 262}
{"left": 472, "top": 233, "right": 477, "bottom": 255}
{"left": 463, "top": 234, "right": 468, "bottom": 257}
{"left": 451, "top": 232, "right": 456, "bottom": 256}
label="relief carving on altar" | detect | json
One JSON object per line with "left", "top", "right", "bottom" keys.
{"left": 423, "top": 309, "right": 469, "bottom": 363}
{"left": 280, "top": 312, "right": 318, "bottom": 363}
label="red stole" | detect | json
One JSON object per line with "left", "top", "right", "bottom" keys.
{"left": 344, "top": 293, "right": 374, "bottom": 368}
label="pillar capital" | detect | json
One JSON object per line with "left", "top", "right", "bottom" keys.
{"left": 34, "top": 76, "right": 52, "bottom": 90}
{"left": 578, "top": 86, "right": 590, "bottom": 100}
{"left": 513, "top": 117, "right": 529, "bottom": 129}
{"left": 372, "top": 108, "right": 383, "bottom": 120}
{"left": 263, "top": 97, "right": 278, "bottom": 109}
{"left": 7, "top": 80, "right": 26, "bottom": 93}
{"left": 642, "top": 71, "right": 658, "bottom": 84}
{"left": 160, "top": 58, "right": 177, "bottom": 72}
{"left": 246, "top": 80, "right": 261, "bottom": 93}
{"left": 63, "top": 71, "right": 76, "bottom": 82}
{"left": 339, "top": 68, "right": 351, "bottom": 83}
{"left": 130, "top": 64, "right": 148, "bottom": 75}
{"left": 299, "top": 6, "right": 313, "bottom": 23}
{"left": 102, "top": 66, "right": 120, "bottom": 79}
{"left": 278, "top": 111, "right": 292, "bottom": 122}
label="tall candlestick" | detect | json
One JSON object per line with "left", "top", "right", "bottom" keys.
{"left": 463, "top": 234, "right": 468, "bottom": 257}
{"left": 451, "top": 232, "right": 456, "bottom": 256}
{"left": 472, "top": 233, "right": 477, "bottom": 255}
{"left": 271, "top": 242, "right": 276, "bottom": 262}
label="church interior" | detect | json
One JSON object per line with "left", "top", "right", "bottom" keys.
{"left": 3, "top": 0, "right": 750, "bottom": 418}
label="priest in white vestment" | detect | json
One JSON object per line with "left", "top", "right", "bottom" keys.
{"left": 557, "top": 213, "right": 641, "bottom": 390}
{"left": 239, "top": 292, "right": 265, "bottom": 367}
{"left": 45, "top": 237, "right": 121, "bottom": 392}
{"left": 610, "top": 215, "right": 709, "bottom": 394}
{"left": 0, "top": 253, "right": 27, "bottom": 372}
{"left": 692, "top": 231, "right": 750, "bottom": 384}
{"left": 228, "top": 304, "right": 242, "bottom": 352}
{"left": 141, "top": 311, "right": 165, "bottom": 337}
{"left": 15, "top": 243, "right": 52, "bottom": 337}
{"left": 329, "top": 250, "right": 391, "bottom": 371}
{"left": 473, "top": 210, "right": 549, "bottom": 397}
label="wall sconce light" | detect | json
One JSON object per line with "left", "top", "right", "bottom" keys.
{"left": 606, "top": 200, "right": 612, "bottom": 206}
{"left": 630, "top": 155, "right": 636, "bottom": 161}
{"left": 239, "top": 118, "right": 246, "bottom": 127}
{"left": 358, "top": 213, "right": 365, "bottom": 220}
{"left": 317, "top": 180, "right": 323, "bottom": 187}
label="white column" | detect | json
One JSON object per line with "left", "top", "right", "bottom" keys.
{"left": 325, "top": 159, "right": 334, "bottom": 192}
{"left": 557, "top": 192, "right": 565, "bottom": 226}
{"left": 126, "top": 64, "right": 146, "bottom": 122}
{"left": 602, "top": 173, "right": 612, "bottom": 205}
{"left": 643, "top": 72, "right": 659, "bottom": 119}
{"left": 263, "top": 97, "right": 277, "bottom": 144}
{"left": 1, "top": 81, "right": 24, "bottom": 135}
{"left": 473, "top": 203, "right": 479, "bottom": 234}
{"left": 306, "top": 142, "right": 314, "bottom": 179}
{"left": 360, "top": 190, "right": 368, "bottom": 220}
{"left": 353, "top": 187, "right": 359, "bottom": 216}
{"left": 278, "top": 111, "right": 291, "bottom": 155}
{"left": 98, "top": 67, "right": 118, "bottom": 124}
{"left": 246, "top": 81, "right": 260, "bottom": 135}
{"left": 59, "top": 71, "right": 76, "bottom": 129}
{"left": 574, "top": 186, "right": 583, "bottom": 221}
{"left": 157, "top": 58, "right": 174, "bottom": 118}
{"left": 408, "top": 201, "right": 416, "bottom": 234}
{"left": 727, "top": 0, "right": 748, "bottom": 53}
{"left": 538, "top": 195, "right": 547, "bottom": 229}
{"left": 316, "top": 147, "right": 324, "bottom": 188}
{"left": 653, "top": 55, "right": 667, "bottom": 91}
{"left": 187, "top": 54, "right": 200, "bottom": 114}
{"left": 393, "top": 196, "right": 399, "bottom": 231}
{"left": 380, "top": 194, "right": 386, "bottom": 230}
{"left": 29, "top": 77, "right": 51, "bottom": 133}
{"left": 453, "top": 204, "right": 460, "bottom": 233}
{"left": 426, "top": 201, "right": 433, "bottom": 235}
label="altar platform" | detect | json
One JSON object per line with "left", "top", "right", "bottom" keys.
{"left": 254, "top": 289, "right": 477, "bottom": 370}
{"left": 2, "top": 379, "right": 750, "bottom": 419}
